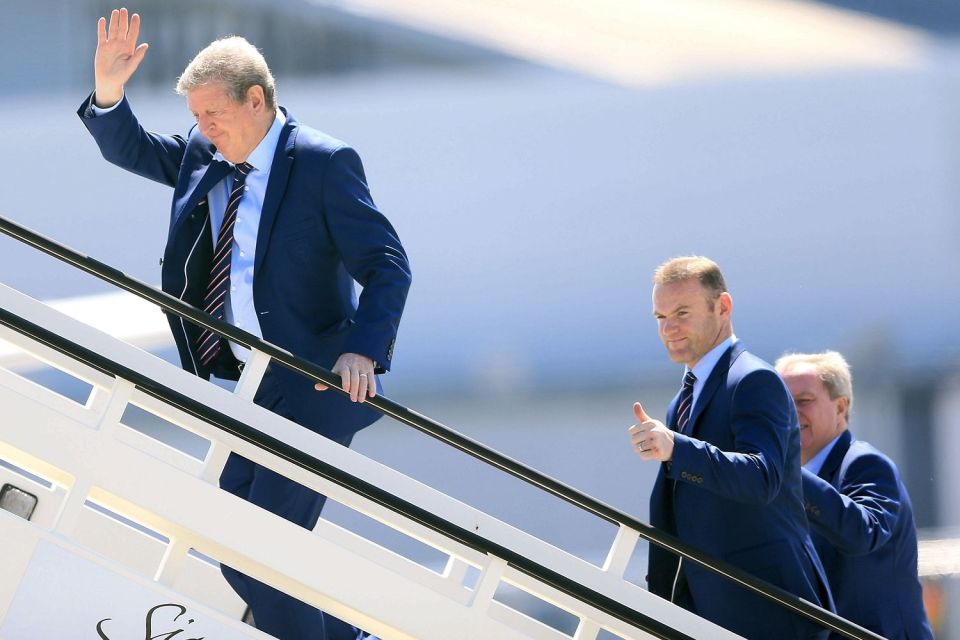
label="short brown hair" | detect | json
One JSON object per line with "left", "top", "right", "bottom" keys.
{"left": 653, "top": 256, "right": 727, "bottom": 305}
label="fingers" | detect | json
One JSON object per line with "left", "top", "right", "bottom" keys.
{"left": 629, "top": 404, "right": 673, "bottom": 462}
{"left": 629, "top": 421, "right": 649, "bottom": 451}
{"left": 356, "top": 371, "right": 369, "bottom": 403}
{"left": 128, "top": 11, "right": 140, "bottom": 45}
{"left": 345, "top": 368, "right": 376, "bottom": 403}
{"left": 631, "top": 428, "right": 655, "bottom": 460}
{"left": 336, "top": 364, "right": 354, "bottom": 401}
{"left": 107, "top": 9, "right": 119, "bottom": 41}
{"left": 630, "top": 401, "right": 655, "bottom": 454}
{"left": 103, "top": 9, "right": 141, "bottom": 47}
{"left": 133, "top": 42, "right": 149, "bottom": 66}
{"left": 322, "top": 355, "right": 376, "bottom": 402}
{"left": 629, "top": 424, "right": 645, "bottom": 450}
{"left": 634, "top": 401, "right": 651, "bottom": 423}
{"left": 118, "top": 8, "right": 129, "bottom": 38}
{"left": 632, "top": 429, "right": 663, "bottom": 461}
{"left": 348, "top": 369, "right": 361, "bottom": 403}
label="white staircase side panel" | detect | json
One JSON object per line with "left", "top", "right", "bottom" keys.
{"left": 0, "top": 513, "right": 37, "bottom": 627}
{"left": 0, "top": 281, "right": 744, "bottom": 639}
{"left": 0, "top": 511, "right": 269, "bottom": 640}
{"left": 0, "top": 399, "right": 563, "bottom": 640}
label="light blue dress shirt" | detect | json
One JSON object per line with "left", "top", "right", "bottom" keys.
{"left": 209, "top": 110, "right": 286, "bottom": 361}
{"left": 803, "top": 432, "right": 843, "bottom": 476}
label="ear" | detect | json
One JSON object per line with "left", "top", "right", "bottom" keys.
{"left": 717, "top": 291, "right": 733, "bottom": 318}
{"left": 246, "top": 85, "right": 266, "bottom": 111}
{"left": 835, "top": 396, "right": 849, "bottom": 427}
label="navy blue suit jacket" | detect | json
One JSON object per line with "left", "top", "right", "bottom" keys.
{"left": 803, "top": 430, "right": 933, "bottom": 640}
{"left": 78, "top": 94, "right": 411, "bottom": 441}
{"left": 648, "top": 342, "right": 833, "bottom": 639}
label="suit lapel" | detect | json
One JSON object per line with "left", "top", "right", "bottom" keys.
{"left": 171, "top": 158, "right": 231, "bottom": 236}
{"left": 685, "top": 341, "right": 743, "bottom": 437}
{"left": 818, "top": 429, "right": 852, "bottom": 484}
{"left": 254, "top": 108, "right": 297, "bottom": 277}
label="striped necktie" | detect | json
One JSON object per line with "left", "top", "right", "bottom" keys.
{"left": 675, "top": 370, "right": 697, "bottom": 433}
{"left": 196, "top": 162, "right": 253, "bottom": 366}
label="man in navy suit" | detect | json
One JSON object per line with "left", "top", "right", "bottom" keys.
{"left": 629, "top": 256, "right": 832, "bottom": 639}
{"left": 78, "top": 9, "right": 410, "bottom": 639}
{"left": 776, "top": 351, "right": 933, "bottom": 640}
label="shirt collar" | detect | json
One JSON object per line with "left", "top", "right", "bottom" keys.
{"left": 804, "top": 431, "right": 844, "bottom": 476}
{"left": 213, "top": 109, "right": 286, "bottom": 171}
{"left": 686, "top": 333, "right": 737, "bottom": 384}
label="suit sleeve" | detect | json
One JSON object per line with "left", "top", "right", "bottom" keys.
{"left": 669, "top": 368, "right": 789, "bottom": 505}
{"left": 77, "top": 92, "right": 186, "bottom": 187}
{"left": 802, "top": 454, "right": 900, "bottom": 556}
{"left": 322, "top": 146, "right": 411, "bottom": 371}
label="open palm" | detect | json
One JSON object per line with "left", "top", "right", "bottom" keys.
{"left": 94, "top": 8, "right": 149, "bottom": 107}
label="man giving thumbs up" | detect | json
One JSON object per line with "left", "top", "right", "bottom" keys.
{"left": 630, "top": 256, "right": 834, "bottom": 640}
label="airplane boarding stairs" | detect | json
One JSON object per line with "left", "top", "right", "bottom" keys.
{"left": 0, "top": 217, "right": 880, "bottom": 640}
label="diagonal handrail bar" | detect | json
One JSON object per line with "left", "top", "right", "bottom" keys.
{"left": 0, "top": 214, "right": 883, "bottom": 640}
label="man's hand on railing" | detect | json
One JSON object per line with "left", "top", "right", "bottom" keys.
{"left": 314, "top": 352, "right": 376, "bottom": 403}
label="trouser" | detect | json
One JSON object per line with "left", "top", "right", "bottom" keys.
{"left": 218, "top": 371, "right": 361, "bottom": 640}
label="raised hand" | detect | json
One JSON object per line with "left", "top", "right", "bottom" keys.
{"left": 94, "top": 8, "right": 149, "bottom": 108}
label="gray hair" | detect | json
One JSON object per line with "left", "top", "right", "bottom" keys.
{"left": 775, "top": 350, "right": 854, "bottom": 421}
{"left": 176, "top": 36, "right": 276, "bottom": 109}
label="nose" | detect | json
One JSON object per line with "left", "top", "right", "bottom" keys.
{"left": 198, "top": 116, "right": 214, "bottom": 137}
{"left": 660, "top": 317, "right": 676, "bottom": 335}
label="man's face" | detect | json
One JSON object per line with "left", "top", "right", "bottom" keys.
{"left": 780, "top": 363, "right": 848, "bottom": 464}
{"left": 653, "top": 279, "right": 730, "bottom": 369}
{"left": 186, "top": 83, "right": 265, "bottom": 164}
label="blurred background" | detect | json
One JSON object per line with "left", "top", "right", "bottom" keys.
{"left": 2, "top": 0, "right": 959, "bottom": 636}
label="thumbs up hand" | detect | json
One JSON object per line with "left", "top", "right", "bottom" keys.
{"left": 633, "top": 401, "right": 653, "bottom": 424}
{"left": 628, "top": 402, "right": 675, "bottom": 462}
